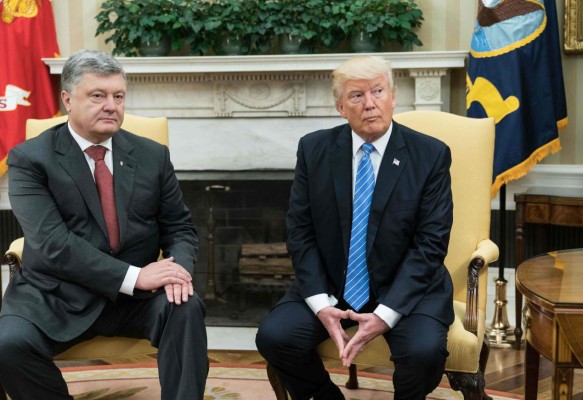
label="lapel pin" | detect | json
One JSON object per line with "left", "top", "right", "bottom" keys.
{"left": 120, "top": 161, "right": 124, "bottom": 166}
{"left": 393, "top": 158, "right": 400, "bottom": 166}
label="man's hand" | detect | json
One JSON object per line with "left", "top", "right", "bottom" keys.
{"left": 164, "top": 281, "right": 194, "bottom": 305}
{"left": 135, "top": 257, "right": 194, "bottom": 304}
{"left": 341, "top": 310, "right": 389, "bottom": 367}
{"left": 317, "top": 307, "right": 350, "bottom": 357}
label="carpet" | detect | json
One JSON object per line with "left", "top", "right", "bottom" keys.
{"left": 60, "top": 362, "right": 522, "bottom": 400}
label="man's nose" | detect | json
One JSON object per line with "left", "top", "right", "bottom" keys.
{"left": 102, "top": 95, "right": 116, "bottom": 111}
{"left": 363, "top": 92, "right": 376, "bottom": 109}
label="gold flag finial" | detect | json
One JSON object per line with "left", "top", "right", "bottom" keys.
{"left": 2, "top": 0, "right": 39, "bottom": 24}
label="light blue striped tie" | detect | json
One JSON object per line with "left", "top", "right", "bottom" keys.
{"left": 344, "top": 142, "right": 375, "bottom": 311}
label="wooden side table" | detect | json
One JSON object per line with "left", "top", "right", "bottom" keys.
{"left": 514, "top": 187, "right": 583, "bottom": 349}
{"left": 516, "top": 249, "right": 583, "bottom": 400}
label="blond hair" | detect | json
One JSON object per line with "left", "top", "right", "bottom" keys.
{"left": 331, "top": 56, "right": 395, "bottom": 103}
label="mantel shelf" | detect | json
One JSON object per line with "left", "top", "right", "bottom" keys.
{"left": 43, "top": 51, "right": 468, "bottom": 75}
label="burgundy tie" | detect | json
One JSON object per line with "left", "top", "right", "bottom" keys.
{"left": 85, "top": 145, "right": 120, "bottom": 251}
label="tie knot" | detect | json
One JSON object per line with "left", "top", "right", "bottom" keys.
{"left": 362, "top": 143, "right": 375, "bottom": 155}
{"left": 85, "top": 145, "right": 107, "bottom": 162}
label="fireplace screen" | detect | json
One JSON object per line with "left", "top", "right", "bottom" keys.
{"left": 180, "top": 179, "right": 293, "bottom": 326}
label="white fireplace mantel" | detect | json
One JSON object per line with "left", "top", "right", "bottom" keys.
{"left": 42, "top": 52, "right": 468, "bottom": 176}
{"left": 0, "top": 52, "right": 470, "bottom": 209}
{"left": 44, "top": 51, "right": 467, "bottom": 74}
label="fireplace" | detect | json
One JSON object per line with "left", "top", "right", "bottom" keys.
{"left": 180, "top": 179, "right": 293, "bottom": 326}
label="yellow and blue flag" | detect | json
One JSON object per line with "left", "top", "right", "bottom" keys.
{"left": 467, "top": 0, "right": 567, "bottom": 197}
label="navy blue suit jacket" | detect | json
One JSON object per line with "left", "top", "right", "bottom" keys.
{"left": 282, "top": 121, "right": 454, "bottom": 326}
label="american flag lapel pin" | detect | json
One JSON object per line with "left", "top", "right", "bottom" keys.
{"left": 393, "top": 158, "right": 400, "bottom": 166}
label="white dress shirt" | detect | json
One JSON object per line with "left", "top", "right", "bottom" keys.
{"left": 305, "top": 123, "right": 402, "bottom": 329}
{"left": 69, "top": 123, "right": 140, "bottom": 295}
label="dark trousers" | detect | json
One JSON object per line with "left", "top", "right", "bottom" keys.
{"left": 0, "top": 292, "right": 208, "bottom": 400}
{"left": 256, "top": 299, "right": 449, "bottom": 400}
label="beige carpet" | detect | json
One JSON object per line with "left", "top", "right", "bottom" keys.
{"left": 59, "top": 362, "right": 522, "bottom": 400}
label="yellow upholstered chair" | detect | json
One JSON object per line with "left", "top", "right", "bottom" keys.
{"left": 1, "top": 114, "right": 168, "bottom": 399}
{"left": 267, "top": 110, "right": 499, "bottom": 400}
{"left": 25, "top": 113, "right": 168, "bottom": 144}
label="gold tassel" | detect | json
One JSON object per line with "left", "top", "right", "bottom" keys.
{"left": 491, "top": 138, "right": 562, "bottom": 198}
{"left": 557, "top": 117, "right": 568, "bottom": 131}
{"left": 0, "top": 158, "right": 8, "bottom": 177}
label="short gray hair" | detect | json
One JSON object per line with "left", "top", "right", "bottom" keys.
{"left": 332, "top": 56, "right": 395, "bottom": 103}
{"left": 61, "top": 49, "right": 127, "bottom": 93}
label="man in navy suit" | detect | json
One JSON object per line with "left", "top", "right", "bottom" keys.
{"left": 256, "top": 56, "right": 454, "bottom": 400}
{"left": 0, "top": 50, "right": 207, "bottom": 399}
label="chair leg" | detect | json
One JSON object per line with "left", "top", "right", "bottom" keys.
{"left": 266, "top": 362, "right": 288, "bottom": 400}
{"left": 479, "top": 334, "right": 493, "bottom": 400}
{"left": 445, "top": 370, "right": 485, "bottom": 400}
{"left": 345, "top": 364, "right": 359, "bottom": 389}
{"left": 445, "top": 335, "right": 491, "bottom": 400}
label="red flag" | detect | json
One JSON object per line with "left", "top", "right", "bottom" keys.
{"left": 0, "top": 0, "right": 60, "bottom": 176}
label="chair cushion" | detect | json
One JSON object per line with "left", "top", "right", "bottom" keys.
{"left": 55, "top": 336, "right": 156, "bottom": 361}
{"left": 316, "top": 300, "right": 485, "bottom": 373}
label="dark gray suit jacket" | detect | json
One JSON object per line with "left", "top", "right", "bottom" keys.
{"left": 283, "top": 121, "right": 454, "bottom": 326}
{"left": 1, "top": 122, "right": 198, "bottom": 341}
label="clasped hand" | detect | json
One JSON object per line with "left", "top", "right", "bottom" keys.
{"left": 317, "top": 307, "right": 389, "bottom": 367}
{"left": 135, "top": 257, "right": 194, "bottom": 305}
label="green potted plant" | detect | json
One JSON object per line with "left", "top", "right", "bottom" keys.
{"left": 177, "top": 0, "right": 213, "bottom": 55}
{"left": 336, "top": 0, "right": 424, "bottom": 52}
{"left": 204, "top": 0, "right": 272, "bottom": 55}
{"left": 95, "top": 0, "right": 186, "bottom": 56}
{"left": 313, "top": 0, "right": 347, "bottom": 52}
{"left": 263, "top": 0, "right": 321, "bottom": 54}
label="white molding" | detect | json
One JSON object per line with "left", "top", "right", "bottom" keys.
{"left": 43, "top": 51, "right": 468, "bottom": 74}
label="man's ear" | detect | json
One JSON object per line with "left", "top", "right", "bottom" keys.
{"left": 61, "top": 90, "right": 71, "bottom": 113}
{"left": 336, "top": 101, "right": 347, "bottom": 119}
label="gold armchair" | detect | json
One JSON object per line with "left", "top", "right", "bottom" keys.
{"left": 267, "top": 110, "right": 499, "bottom": 400}
{"left": 1, "top": 114, "right": 168, "bottom": 399}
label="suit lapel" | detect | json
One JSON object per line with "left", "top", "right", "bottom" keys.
{"left": 330, "top": 125, "right": 353, "bottom": 260}
{"left": 55, "top": 125, "right": 109, "bottom": 240}
{"left": 367, "top": 122, "right": 408, "bottom": 254}
{"left": 112, "top": 132, "right": 137, "bottom": 249}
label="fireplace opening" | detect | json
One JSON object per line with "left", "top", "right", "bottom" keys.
{"left": 179, "top": 179, "right": 293, "bottom": 327}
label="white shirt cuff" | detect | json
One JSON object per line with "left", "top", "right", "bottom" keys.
{"left": 374, "top": 304, "right": 402, "bottom": 329}
{"left": 305, "top": 293, "right": 339, "bottom": 315}
{"left": 120, "top": 265, "right": 140, "bottom": 295}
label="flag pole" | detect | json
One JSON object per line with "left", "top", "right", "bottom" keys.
{"left": 486, "top": 184, "right": 518, "bottom": 347}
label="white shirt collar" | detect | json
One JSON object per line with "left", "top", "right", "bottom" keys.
{"left": 68, "top": 122, "right": 113, "bottom": 152}
{"left": 351, "top": 121, "right": 393, "bottom": 157}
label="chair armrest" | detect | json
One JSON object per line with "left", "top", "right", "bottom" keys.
{"left": 465, "top": 239, "right": 499, "bottom": 335}
{"left": 472, "top": 239, "right": 499, "bottom": 266}
{"left": 3, "top": 237, "right": 24, "bottom": 278}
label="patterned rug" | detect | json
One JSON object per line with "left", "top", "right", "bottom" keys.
{"left": 60, "top": 362, "right": 522, "bottom": 400}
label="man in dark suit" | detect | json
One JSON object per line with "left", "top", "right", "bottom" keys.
{"left": 0, "top": 50, "right": 207, "bottom": 399}
{"left": 256, "top": 56, "right": 454, "bottom": 400}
